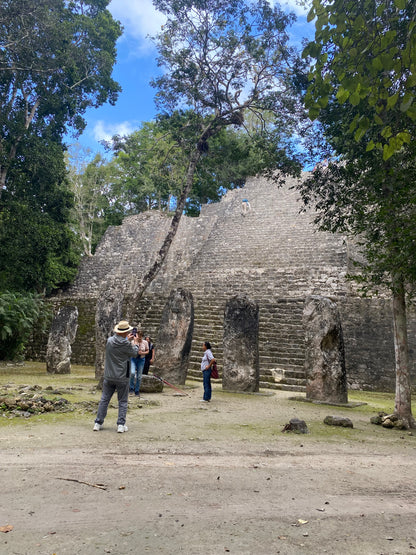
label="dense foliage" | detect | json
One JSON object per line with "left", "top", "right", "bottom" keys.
{"left": 304, "top": 0, "right": 416, "bottom": 160}
{"left": 301, "top": 0, "right": 416, "bottom": 293}
{"left": 0, "top": 291, "right": 51, "bottom": 360}
{"left": 0, "top": 0, "right": 121, "bottom": 292}
{"left": 0, "top": 134, "right": 80, "bottom": 293}
{"left": 299, "top": 0, "right": 416, "bottom": 426}
{"left": 0, "top": 0, "right": 121, "bottom": 359}
{"left": 0, "top": 0, "right": 122, "bottom": 193}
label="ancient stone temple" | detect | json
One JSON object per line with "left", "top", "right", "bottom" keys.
{"left": 29, "top": 172, "right": 416, "bottom": 392}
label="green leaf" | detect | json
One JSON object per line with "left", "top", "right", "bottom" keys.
{"left": 381, "top": 125, "right": 392, "bottom": 139}
{"left": 400, "top": 93, "right": 414, "bottom": 112}
{"left": 349, "top": 115, "right": 359, "bottom": 133}
{"left": 317, "top": 95, "right": 329, "bottom": 108}
{"left": 366, "top": 140, "right": 375, "bottom": 151}
{"left": 387, "top": 93, "right": 399, "bottom": 109}
{"left": 382, "top": 142, "right": 395, "bottom": 161}
{"left": 354, "top": 127, "right": 366, "bottom": 142}
{"left": 371, "top": 57, "right": 383, "bottom": 71}
{"left": 394, "top": 0, "right": 406, "bottom": 9}
{"left": 349, "top": 91, "right": 360, "bottom": 106}
{"left": 336, "top": 87, "right": 350, "bottom": 103}
{"left": 397, "top": 131, "right": 411, "bottom": 144}
{"left": 307, "top": 7, "right": 315, "bottom": 22}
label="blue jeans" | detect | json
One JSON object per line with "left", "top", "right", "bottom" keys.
{"left": 203, "top": 369, "right": 212, "bottom": 401}
{"left": 130, "top": 357, "right": 145, "bottom": 394}
{"left": 95, "top": 379, "right": 129, "bottom": 426}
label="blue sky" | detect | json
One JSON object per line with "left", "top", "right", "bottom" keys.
{"left": 72, "top": 0, "right": 315, "bottom": 154}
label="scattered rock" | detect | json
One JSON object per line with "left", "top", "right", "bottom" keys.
{"left": 323, "top": 415, "right": 353, "bottom": 428}
{"left": 282, "top": 418, "right": 309, "bottom": 434}
{"left": 0, "top": 390, "right": 72, "bottom": 418}
{"left": 140, "top": 375, "right": 164, "bottom": 393}
{"left": 370, "top": 412, "right": 407, "bottom": 430}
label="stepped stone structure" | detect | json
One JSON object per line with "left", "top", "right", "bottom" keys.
{"left": 30, "top": 172, "right": 416, "bottom": 392}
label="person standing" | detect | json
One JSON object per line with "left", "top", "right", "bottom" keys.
{"left": 129, "top": 329, "right": 149, "bottom": 397}
{"left": 200, "top": 341, "right": 215, "bottom": 403}
{"left": 93, "top": 320, "right": 138, "bottom": 433}
{"left": 143, "top": 336, "right": 155, "bottom": 375}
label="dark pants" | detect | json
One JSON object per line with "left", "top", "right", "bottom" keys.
{"left": 203, "top": 369, "right": 212, "bottom": 401}
{"left": 95, "top": 379, "right": 129, "bottom": 426}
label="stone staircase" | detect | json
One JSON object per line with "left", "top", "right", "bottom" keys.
{"left": 54, "top": 173, "right": 352, "bottom": 392}
{"left": 43, "top": 171, "right": 415, "bottom": 393}
{"left": 133, "top": 175, "right": 348, "bottom": 391}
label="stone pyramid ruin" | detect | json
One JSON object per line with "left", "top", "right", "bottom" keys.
{"left": 36, "top": 172, "right": 416, "bottom": 392}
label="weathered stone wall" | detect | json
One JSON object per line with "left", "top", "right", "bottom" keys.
{"left": 28, "top": 172, "right": 416, "bottom": 392}
{"left": 340, "top": 298, "right": 416, "bottom": 392}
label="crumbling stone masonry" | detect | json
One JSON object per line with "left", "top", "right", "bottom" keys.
{"left": 27, "top": 173, "right": 416, "bottom": 392}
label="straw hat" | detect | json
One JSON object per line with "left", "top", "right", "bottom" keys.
{"left": 113, "top": 320, "right": 133, "bottom": 334}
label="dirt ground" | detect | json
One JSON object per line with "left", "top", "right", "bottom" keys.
{"left": 1, "top": 372, "right": 416, "bottom": 555}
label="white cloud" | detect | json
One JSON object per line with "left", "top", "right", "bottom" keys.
{"left": 108, "top": 0, "right": 165, "bottom": 43}
{"left": 269, "top": 0, "right": 310, "bottom": 16}
{"left": 93, "top": 120, "right": 138, "bottom": 142}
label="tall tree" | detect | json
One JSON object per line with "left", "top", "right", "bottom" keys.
{"left": 300, "top": 0, "right": 416, "bottom": 427}
{"left": 94, "top": 0, "right": 305, "bottom": 379}
{"left": 109, "top": 116, "right": 286, "bottom": 217}
{"left": 110, "top": 121, "right": 185, "bottom": 214}
{"left": 0, "top": 133, "right": 80, "bottom": 293}
{"left": 130, "top": 0, "right": 303, "bottom": 308}
{"left": 0, "top": 0, "right": 122, "bottom": 196}
{"left": 67, "top": 145, "right": 113, "bottom": 256}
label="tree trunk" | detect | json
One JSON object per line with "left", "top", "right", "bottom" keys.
{"left": 125, "top": 146, "right": 202, "bottom": 320}
{"left": 93, "top": 122, "right": 215, "bottom": 377}
{"left": 392, "top": 275, "right": 415, "bottom": 428}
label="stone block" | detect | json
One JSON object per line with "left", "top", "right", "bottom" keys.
{"left": 223, "top": 295, "right": 259, "bottom": 392}
{"left": 46, "top": 306, "right": 78, "bottom": 374}
{"left": 153, "top": 288, "right": 194, "bottom": 385}
{"left": 303, "top": 295, "right": 348, "bottom": 404}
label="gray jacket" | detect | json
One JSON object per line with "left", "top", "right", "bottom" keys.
{"left": 104, "top": 334, "right": 139, "bottom": 382}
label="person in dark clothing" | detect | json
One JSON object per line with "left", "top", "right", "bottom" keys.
{"left": 143, "top": 336, "right": 155, "bottom": 375}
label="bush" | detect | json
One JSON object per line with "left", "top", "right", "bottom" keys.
{"left": 0, "top": 292, "right": 51, "bottom": 360}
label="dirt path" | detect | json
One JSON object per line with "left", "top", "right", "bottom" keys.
{"left": 1, "top": 383, "right": 416, "bottom": 555}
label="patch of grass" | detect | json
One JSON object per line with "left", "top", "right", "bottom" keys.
{"left": 348, "top": 390, "right": 395, "bottom": 415}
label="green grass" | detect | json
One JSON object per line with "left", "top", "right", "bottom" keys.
{"left": 0, "top": 362, "right": 412, "bottom": 447}
{"left": 348, "top": 390, "right": 395, "bottom": 414}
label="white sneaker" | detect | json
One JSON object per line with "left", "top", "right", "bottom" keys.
{"left": 93, "top": 423, "right": 102, "bottom": 431}
{"left": 117, "top": 424, "right": 128, "bottom": 433}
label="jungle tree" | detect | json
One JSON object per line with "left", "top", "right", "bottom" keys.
{"left": 0, "top": 0, "right": 122, "bottom": 196}
{"left": 300, "top": 0, "right": 416, "bottom": 427}
{"left": 131, "top": 0, "right": 304, "bottom": 305}
{"left": 94, "top": 0, "right": 306, "bottom": 379}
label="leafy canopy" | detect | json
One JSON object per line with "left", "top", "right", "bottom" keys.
{"left": 299, "top": 0, "right": 416, "bottom": 294}
{"left": 0, "top": 133, "right": 80, "bottom": 293}
{"left": 0, "top": 0, "right": 122, "bottom": 192}
{"left": 303, "top": 0, "right": 416, "bottom": 160}
{"left": 151, "top": 0, "right": 303, "bottom": 169}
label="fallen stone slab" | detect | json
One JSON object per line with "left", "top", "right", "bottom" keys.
{"left": 323, "top": 415, "right": 353, "bottom": 428}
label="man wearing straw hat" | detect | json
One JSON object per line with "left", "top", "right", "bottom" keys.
{"left": 93, "top": 320, "right": 139, "bottom": 433}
